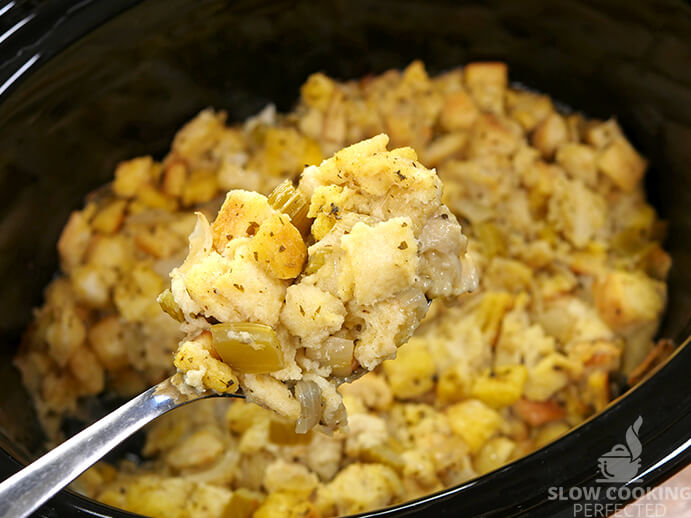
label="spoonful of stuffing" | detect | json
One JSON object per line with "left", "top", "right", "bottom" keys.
{"left": 0, "top": 134, "right": 476, "bottom": 518}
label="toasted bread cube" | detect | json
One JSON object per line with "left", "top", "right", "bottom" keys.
{"left": 523, "top": 353, "right": 575, "bottom": 401}
{"left": 593, "top": 270, "right": 665, "bottom": 331}
{"left": 68, "top": 346, "right": 105, "bottom": 395}
{"left": 113, "top": 156, "right": 154, "bottom": 197}
{"left": 421, "top": 132, "right": 468, "bottom": 167}
{"left": 439, "top": 91, "right": 478, "bottom": 131}
{"left": 263, "top": 460, "right": 319, "bottom": 495}
{"left": 531, "top": 113, "right": 568, "bottom": 159}
{"left": 445, "top": 399, "right": 502, "bottom": 453}
{"left": 547, "top": 176, "right": 606, "bottom": 248}
{"left": 113, "top": 263, "right": 165, "bottom": 322}
{"left": 181, "top": 169, "right": 219, "bottom": 207}
{"left": 317, "top": 463, "right": 402, "bottom": 516}
{"left": 597, "top": 137, "right": 647, "bottom": 191}
{"left": 250, "top": 213, "right": 306, "bottom": 279}
{"left": 471, "top": 365, "right": 527, "bottom": 408}
{"left": 222, "top": 489, "right": 264, "bottom": 518}
{"left": 162, "top": 161, "right": 187, "bottom": 197}
{"left": 468, "top": 114, "right": 522, "bottom": 158}
{"left": 136, "top": 185, "right": 178, "bottom": 212}
{"left": 556, "top": 143, "right": 598, "bottom": 186}
{"left": 465, "top": 62, "right": 508, "bottom": 89}
{"left": 322, "top": 90, "right": 347, "bottom": 152}
{"left": 507, "top": 90, "right": 554, "bottom": 132}
{"left": 436, "top": 362, "right": 473, "bottom": 404}
{"left": 166, "top": 428, "right": 225, "bottom": 470}
{"left": 45, "top": 304, "right": 87, "bottom": 367}
{"left": 301, "top": 72, "right": 337, "bottom": 111}
{"left": 383, "top": 338, "right": 436, "bottom": 399}
{"left": 585, "top": 118, "right": 622, "bottom": 148}
{"left": 71, "top": 264, "right": 112, "bottom": 308}
{"left": 474, "top": 436, "right": 516, "bottom": 475}
{"left": 58, "top": 211, "right": 92, "bottom": 272}
{"left": 91, "top": 199, "right": 128, "bottom": 234}
{"left": 133, "top": 224, "right": 186, "bottom": 259}
{"left": 251, "top": 127, "right": 321, "bottom": 178}
{"left": 338, "top": 372, "right": 393, "bottom": 410}
{"left": 464, "top": 62, "right": 508, "bottom": 114}
{"left": 640, "top": 243, "right": 672, "bottom": 280}
{"left": 88, "top": 316, "right": 129, "bottom": 370}
{"left": 211, "top": 190, "right": 275, "bottom": 252}
{"left": 172, "top": 108, "right": 226, "bottom": 159}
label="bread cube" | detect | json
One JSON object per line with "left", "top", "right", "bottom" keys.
{"left": 445, "top": 399, "right": 502, "bottom": 452}
{"left": 464, "top": 62, "right": 508, "bottom": 114}
{"left": 113, "top": 156, "right": 154, "bottom": 197}
{"left": 471, "top": 365, "right": 527, "bottom": 408}
{"left": 383, "top": 338, "right": 436, "bottom": 399}
{"left": 593, "top": 270, "right": 665, "bottom": 331}
{"left": 340, "top": 218, "right": 419, "bottom": 305}
{"left": 597, "top": 137, "right": 647, "bottom": 191}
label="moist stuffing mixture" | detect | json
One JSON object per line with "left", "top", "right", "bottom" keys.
{"left": 167, "top": 134, "right": 475, "bottom": 431}
{"left": 15, "top": 61, "right": 670, "bottom": 518}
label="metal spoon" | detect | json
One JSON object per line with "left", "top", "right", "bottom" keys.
{"left": 0, "top": 377, "right": 244, "bottom": 518}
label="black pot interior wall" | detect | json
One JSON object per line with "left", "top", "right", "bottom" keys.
{"left": 0, "top": 0, "right": 689, "bottom": 460}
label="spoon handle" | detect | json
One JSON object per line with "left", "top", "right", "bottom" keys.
{"left": 0, "top": 381, "right": 181, "bottom": 518}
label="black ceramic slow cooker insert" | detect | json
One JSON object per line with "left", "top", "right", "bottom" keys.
{"left": 0, "top": 1, "right": 689, "bottom": 517}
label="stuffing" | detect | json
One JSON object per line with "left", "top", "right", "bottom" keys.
{"left": 547, "top": 175, "right": 607, "bottom": 248}
{"left": 16, "top": 61, "right": 670, "bottom": 518}
{"left": 532, "top": 113, "right": 568, "bottom": 159}
{"left": 316, "top": 463, "right": 402, "bottom": 516}
{"left": 464, "top": 62, "right": 508, "bottom": 114}
{"left": 383, "top": 338, "right": 436, "bottom": 399}
{"left": 593, "top": 270, "right": 666, "bottom": 332}
{"left": 263, "top": 460, "right": 319, "bottom": 495}
{"left": 445, "top": 399, "right": 503, "bottom": 453}
{"left": 168, "top": 134, "right": 474, "bottom": 431}
{"left": 597, "top": 137, "right": 647, "bottom": 191}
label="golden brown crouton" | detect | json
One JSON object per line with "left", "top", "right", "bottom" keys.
{"left": 597, "top": 137, "right": 647, "bottom": 191}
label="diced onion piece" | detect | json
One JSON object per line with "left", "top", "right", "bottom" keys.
{"left": 294, "top": 380, "right": 321, "bottom": 433}
{"left": 267, "top": 180, "right": 312, "bottom": 237}
{"left": 325, "top": 337, "right": 355, "bottom": 377}
{"left": 393, "top": 288, "right": 429, "bottom": 346}
{"left": 209, "top": 322, "right": 285, "bottom": 373}
{"left": 157, "top": 288, "right": 184, "bottom": 322}
{"left": 269, "top": 418, "right": 312, "bottom": 445}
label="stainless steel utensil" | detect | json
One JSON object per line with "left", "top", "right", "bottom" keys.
{"left": 0, "top": 377, "right": 244, "bottom": 518}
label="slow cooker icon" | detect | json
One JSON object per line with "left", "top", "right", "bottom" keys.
{"left": 596, "top": 416, "right": 643, "bottom": 483}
